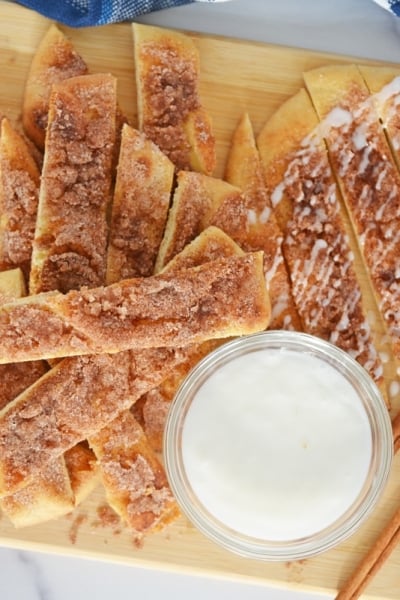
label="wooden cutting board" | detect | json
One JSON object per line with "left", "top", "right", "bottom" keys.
{"left": 0, "top": 2, "right": 399, "bottom": 598}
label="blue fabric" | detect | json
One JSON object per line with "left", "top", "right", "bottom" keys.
{"left": 373, "top": 0, "right": 400, "bottom": 16}
{"left": 387, "top": 0, "right": 400, "bottom": 16}
{"left": 16, "top": 0, "right": 196, "bottom": 27}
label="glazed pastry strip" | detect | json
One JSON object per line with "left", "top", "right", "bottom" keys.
{"left": 304, "top": 64, "right": 400, "bottom": 363}
{"left": 257, "top": 88, "right": 382, "bottom": 384}
{"left": 222, "top": 112, "right": 301, "bottom": 330}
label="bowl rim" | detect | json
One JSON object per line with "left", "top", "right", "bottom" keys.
{"left": 163, "top": 330, "right": 394, "bottom": 561}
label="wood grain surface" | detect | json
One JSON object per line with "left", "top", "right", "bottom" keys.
{"left": 0, "top": 2, "right": 399, "bottom": 598}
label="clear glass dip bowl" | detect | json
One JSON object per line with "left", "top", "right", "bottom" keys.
{"left": 164, "top": 331, "right": 393, "bottom": 561}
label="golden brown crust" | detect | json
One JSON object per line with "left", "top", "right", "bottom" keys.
{"left": 134, "top": 226, "right": 241, "bottom": 451}
{"left": 133, "top": 23, "right": 216, "bottom": 175}
{"left": 223, "top": 112, "right": 301, "bottom": 330}
{"left": 155, "top": 171, "right": 244, "bottom": 272}
{"left": 106, "top": 124, "right": 174, "bottom": 283}
{"left": 0, "top": 456, "right": 74, "bottom": 528}
{"left": 89, "top": 411, "right": 179, "bottom": 535}
{"left": 0, "top": 260, "right": 63, "bottom": 529}
{"left": 0, "top": 268, "right": 26, "bottom": 303}
{"left": 64, "top": 442, "right": 100, "bottom": 506}
{"left": 0, "top": 253, "right": 270, "bottom": 363}
{"left": 258, "top": 87, "right": 382, "bottom": 383}
{"left": 22, "top": 24, "right": 89, "bottom": 150}
{"left": 29, "top": 73, "right": 117, "bottom": 294}
{"left": 358, "top": 65, "right": 400, "bottom": 174}
{"left": 0, "top": 268, "right": 48, "bottom": 411}
{"left": 0, "top": 346, "right": 190, "bottom": 497}
{"left": 0, "top": 118, "right": 41, "bottom": 283}
{"left": 304, "top": 65, "right": 400, "bottom": 365}
{"left": 0, "top": 361, "right": 48, "bottom": 412}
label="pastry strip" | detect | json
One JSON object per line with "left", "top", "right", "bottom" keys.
{"left": 0, "top": 268, "right": 73, "bottom": 525}
{"left": 89, "top": 411, "right": 179, "bottom": 535}
{"left": 88, "top": 126, "right": 181, "bottom": 532}
{"left": 22, "top": 24, "right": 89, "bottom": 151}
{"left": 106, "top": 124, "right": 174, "bottom": 283}
{"left": 0, "top": 345, "right": 191, "bottom": 497}
{"left": 223, "top": 112, "right": 301, "bottom": 330}
{"left": 0, "top": 252, "right": 270, "bottom": 363}
{"left": 357, "top": 64, "right": 400, "bottom": 165}
{"left": 257, "top": 88, "right": 382, "bottom": 384}
{"left": 64, "top": 443, "right": 100, "bottom": 507}
{"left": 155, "top": 171, "right": 243, "bottom": 272}
{"left": 0, "top": 268, "right": 47, "bottom": 410}
{"left": 0, "top": 118, "right": 40, "bottom": 283}
{"left": 133, "top": 23, "right": 216, "bottom": 175}
{"left": 134, "top": 226, "right": 243, "bottom": 451}
{"left": 0, "top": 457, "right": 74, "bottom": 528}
{"left": 304, "top": 64, "right": 400, "bottom": 363}
{"left": 29, "top": 73, "right": 117, "bottom": 294}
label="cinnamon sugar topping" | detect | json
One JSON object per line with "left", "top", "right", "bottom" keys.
{"left": 29, "top": 74, "right": 117, "bottom": 294}
{"left": 270, "top": 134, "right": 382, "bottom": 382}
{"left": 318, "top": 87, "right": 400, "bottom": 361}
{"left": 0, "top": 346, "right": 188, "bottom": 496}
{"left": 89, "top": 411, "right": 179, "bottom": 534}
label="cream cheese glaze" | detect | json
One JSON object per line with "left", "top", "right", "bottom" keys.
{"left": 181, "top": 347, "right": 372, "bottom": 541}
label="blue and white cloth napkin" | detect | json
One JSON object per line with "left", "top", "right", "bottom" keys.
{"left": 16, "top": 0, "right": 231, "bottom": 28}
{"left": 373, "top": 0, "right": 400, "bottom": 16}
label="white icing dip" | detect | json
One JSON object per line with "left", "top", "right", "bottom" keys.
{"left": 181, "top": 347, "right": 372, "bottom": 541}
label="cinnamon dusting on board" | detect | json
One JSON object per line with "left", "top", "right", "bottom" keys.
{"left": 68, "top": 512, "right": 87, "bottom": 545}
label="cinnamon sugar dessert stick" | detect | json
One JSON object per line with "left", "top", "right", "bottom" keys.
{"left": 0, "top": 268, "right": 47, "bottom": 410}
{"left": 0, "top": 118, "right": 41, "bottom": 284}
{"left": 64, "top": 443, "right": 100, "bottom": 507}
{"left": 0, "top": 345, "right": 191, "bottom": 497}
{"left": 0, "top": 268, "right": 73, "bottom": 525}
{"left": 357, "top": 64, "right": 400, "bottom": 167}
{"left": 106, "top": 124, "right": 174, "bottom": 283}
{"left": 22, "top": 24, "right": 89, "bottom": 151}
{"left": 133, "top": 23, "right": 216, "bottom": 175}
{"left": 89, "top": 410, "right": 179, "bottom": 535}
{"left": 335, "top": 505, "right": 400, "bottom": 600}
{"left": 88, "top": 140, "right": 185, "bottom": 532}
{"left": 257, "top": 88, "right": 382, "bottom": 385}
{"left": 29, "top": 73, "right": 117, "bottom": 294}
{"left": 223, "top": 112, "right": 301, "bottom": 330}
{"left": 0, "top": 456, "right": 74, "bottom": 528}
{"left": 155, "top": 171, "right": 243, "bottom": 272}
{"left": 304, "top": 65, "right": 400, "bottom": 364}
{"left": 0, "top": 252, "right": 269, "bottom": 363}
{"left": 134, "top": 226, "right": 242, "bottom": 451}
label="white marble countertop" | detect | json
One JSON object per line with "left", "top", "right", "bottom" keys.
{"left": 1, "top": 0, "right": 400, "bottom": 598}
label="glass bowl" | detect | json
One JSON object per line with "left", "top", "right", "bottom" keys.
{"left": 164, "top": 330, "right": 393, "bottom": 561}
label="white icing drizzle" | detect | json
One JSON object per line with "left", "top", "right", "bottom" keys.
{"left": 270, "top": 131, "right": 380, "bottom": 379}
{"left": 264, "top": 247, "right": 284, "bottom": 285}
{"left": 241, "top": 188, "right": 292, "bottom": 329}
{"left": 318, "top": 84, "right": 400, "bottom": 356}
